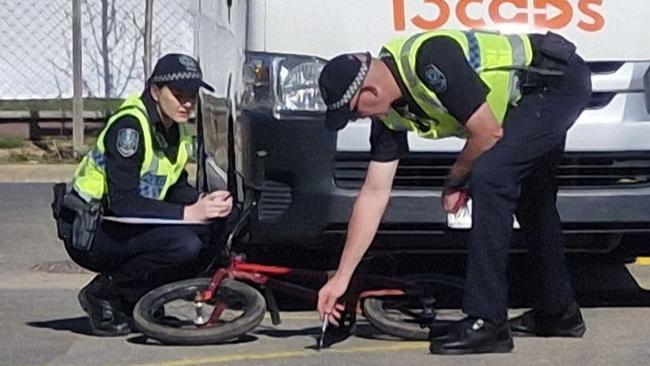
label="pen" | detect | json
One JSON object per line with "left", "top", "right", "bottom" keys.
{"left": 318, "top": 314, "right": 329, "bottom": 350}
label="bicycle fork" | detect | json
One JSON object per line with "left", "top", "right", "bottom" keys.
{"left": 192, "top": 262, "right": 237, "bottom": 326}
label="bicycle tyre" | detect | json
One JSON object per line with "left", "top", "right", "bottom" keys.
{"left": 362, "top": 274, "right": 464, "bottom": 341}
{"left": 133, "top": 277, "right": 266, "bottom": 345}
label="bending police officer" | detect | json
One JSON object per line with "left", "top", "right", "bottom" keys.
{"left": 64, "top": 54, "right": 232, "bottom": 336}
{"left": 316, "top": 31, "right": 591, "bottom": 354}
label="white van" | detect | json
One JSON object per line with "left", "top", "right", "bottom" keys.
{"left": 195, "top": 0, "right": 650, "bottom": 255}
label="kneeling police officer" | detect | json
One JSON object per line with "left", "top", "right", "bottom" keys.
{"left": 60, "top": 54, "right": 232, "bottom": 336}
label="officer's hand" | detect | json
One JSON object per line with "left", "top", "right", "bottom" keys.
{"left": 441, "top": 189, "right": 468, "bottom": 214}
{"left": 205, "top": 190, "right": 233, "bottom": 218}
{"left": 184, "top": 191, "right": 232, "bottom": 221}
{"left": 317, "top": 274, "right": 349, "bottom": 327}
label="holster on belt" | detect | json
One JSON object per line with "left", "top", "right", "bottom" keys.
{"left": 52, "top": 183, "right": 73, "bottom": 241}
{"left": 519, "top": 32, "right": 578, "bottom": 90}
{"left": 62, "top": 188, "right": 101, "bottom": 251}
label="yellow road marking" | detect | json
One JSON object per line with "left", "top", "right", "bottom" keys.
{"left": 635, "top": 257, "right": 650, "bottom": 266}
{"left": 131, "top": 342, "right": 427, "bottom": 366}
{"left": 263, "top": 313, "right": 318, "bottom": 320}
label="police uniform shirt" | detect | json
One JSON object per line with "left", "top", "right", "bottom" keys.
{"left": 370, "top": 36, "right": 490, "bottom": 162}
{"left": 103, "top": 91, "right": 199, "bottom": 218}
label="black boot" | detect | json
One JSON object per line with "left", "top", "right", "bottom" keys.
{"left": 510, "top": 302, "right": 586, "bottom": 337}
{"left": 77, "top": 275, "right": 131, "bottom": 336}
{"left": 430, "top": 317, "right": 514, "bottom": 355}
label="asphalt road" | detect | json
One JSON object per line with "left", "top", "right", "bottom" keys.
{"left": 1, "top": 183, "right": 650, "bottom": 366}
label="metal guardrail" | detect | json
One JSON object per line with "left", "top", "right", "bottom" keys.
{"left": 0, "top": 110, "right": 108, "bottom": 139}
{"left": 0, "top": 110, "right": 108, "bottom": 121}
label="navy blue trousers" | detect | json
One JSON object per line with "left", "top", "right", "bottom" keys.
{"left": 66, "top": 219, "right": 225, "bottom": 310}
{"left": 462, "top": 57, "right": 592, "bottom": 321}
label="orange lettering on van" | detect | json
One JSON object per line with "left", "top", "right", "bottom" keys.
{"left": 411, "top": 0, "right": 451, "bottom": 30}
{"left": 534, "top": 0, "right": 572, "bottom": 29}
{"left": 489, "top": 0, "right": 528, "bottom": 24}
{"left": 457, "top": 0, "right": 486, "bottom": 28}
{"left": 578, "top": 0, "right": 605, "bottom": 32}
{"left": 393, "top": 0, "right": 407, "bottom": 31}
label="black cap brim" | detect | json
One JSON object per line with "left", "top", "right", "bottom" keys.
{"left": 165, "top": 79, "right": 215, "bottom": 94}
{"left": 325, "top": 107, "right": 353, "bottom": 131}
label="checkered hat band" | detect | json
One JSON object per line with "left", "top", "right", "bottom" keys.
{"left": 328, "top": 62, "right": 369, "bottom": 110}
{"left": 151, "top": 71, "right": 202, "bottom": 83}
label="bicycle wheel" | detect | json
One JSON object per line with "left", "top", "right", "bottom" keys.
{"left": 133, "top": 277, "right": 266, "bottom": 345}
{"left": 362, "top": 274, "right": 464, "bottom": 341}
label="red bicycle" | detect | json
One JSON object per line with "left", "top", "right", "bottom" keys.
{"left": 133, "top": 204, "right": 464, "bottom": 345}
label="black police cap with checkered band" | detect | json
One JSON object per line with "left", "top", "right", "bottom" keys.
{"left": 148, "top": 53, "right": 214, "bottom": 94}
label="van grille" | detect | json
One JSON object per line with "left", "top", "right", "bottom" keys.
{"left": 258, "top": 180, "right": 292, "bottom": 220}
{"left": 334, "top": 153, "right": 650, "bottom": 190}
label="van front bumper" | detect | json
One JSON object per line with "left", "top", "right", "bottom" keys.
{"left": 239, "top": 110, "right": 650, "bottom": 252}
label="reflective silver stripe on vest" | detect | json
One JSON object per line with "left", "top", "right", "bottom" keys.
{"left": 506, "top": 35, "right": 527, "bottom": 67}
{"left": 74, "top": 188, "right": 95, "bottom": 203}
{"left": 505, "top": 34, "right": 527, "bottom": 103}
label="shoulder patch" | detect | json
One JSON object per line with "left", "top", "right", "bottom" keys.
{"left": 116, "top": 128, "right": 139, "bottom": 158}
{"left": 423, "top": 64, "right": 447, "bottom": 94}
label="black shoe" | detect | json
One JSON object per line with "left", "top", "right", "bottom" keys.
{"left": 430, "top": 317, "right": 514, "bottom": 355}
{"left": 428, "top": 319, "right": 458, "bottom": 340}
{"left": 78, "top": 275, "right": 131, "bottom": 336}
{"left": 510, "top": 302, "right": 586, "bottom": 337}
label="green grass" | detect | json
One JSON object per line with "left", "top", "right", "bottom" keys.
{"left": 0, "top": 137, "right": 24, "bottom": 149}
{"left": 0, "top": 136, "right": 98, "bottom": 163}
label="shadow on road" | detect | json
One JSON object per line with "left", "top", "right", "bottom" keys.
{"left": 510, "top": 255, "right": 650, "bottom": 307}
{"left": 126, "top": 334, "right": 258, "bottom": 346}
{"left": 254, "top": 325, "right": 320, "bottom": 338}
{"left": 26, "top": 316, "right": 94, "bottom": 336}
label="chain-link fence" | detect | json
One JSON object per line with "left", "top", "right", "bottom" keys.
{"left": 0, "top": 0, "right": 195, "bottom": 100}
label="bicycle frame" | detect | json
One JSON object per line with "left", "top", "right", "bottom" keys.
{"left": 191, "top": 200, "right": 430, "bottom": 328}
{"left": 194, "top": 253, "right": 431, "bottom": 327}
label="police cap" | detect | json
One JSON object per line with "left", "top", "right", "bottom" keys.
{"left": 148, "top": 53, "right": 215, "bottom": 94}
{"left": 318, "top": 52, "right": 371, "bottom": 131}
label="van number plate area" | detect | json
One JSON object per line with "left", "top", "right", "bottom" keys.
{"left": 446, "top": 199, "right": 521, "bottom": 230}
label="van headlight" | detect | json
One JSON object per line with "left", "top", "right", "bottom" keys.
{"left": 242, "top": 52, "right": 327, "bottom": 119}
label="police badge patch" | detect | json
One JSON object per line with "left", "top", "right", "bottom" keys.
{"left": 116, "top": 128, "right": 139, "bottom": 157}
{"left": 178, "top": 55, "right": 198, "bottom": 73}
{"left": 423, "top": 64, "right": 447, "bottom": 94}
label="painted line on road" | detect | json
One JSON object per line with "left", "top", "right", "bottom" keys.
{"left": 636, "top": 257, "right": 650, "bottom": 266}
{"left": 130, "top": 342, "right": 427, "bottom": 366}
{"left": 263, "top": 313, "right": 318, "bottom": 321}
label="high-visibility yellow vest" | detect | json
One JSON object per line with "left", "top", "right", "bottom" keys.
{"left": 380, "top": 30, "right": 533, "bottom": 139}
{"left": 73, "top": 95, "right": 193, "bottom": 202}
